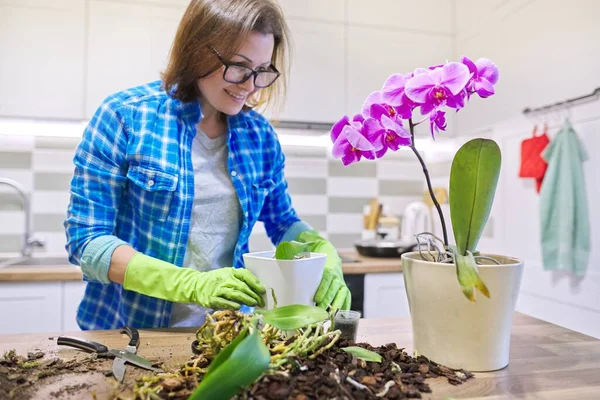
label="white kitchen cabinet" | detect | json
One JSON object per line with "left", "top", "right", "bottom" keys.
{"left": 0, "top": 280, "right": 86, "bottom": 334}
{"left": 0, "top": 282, "right": 62, "bottom": 334}
{"left": 347, "top": 26, "right": 452, "bottom": 116}
{"left": 62, "top": 281, "right": 86, "bottom": 332}
{"left": 347, "top": 0, "right": 452, "bottom": 34}
{"left": 278, "top": 0, "right": 345, "bottom": 23}
{"left": 363, "top": 272, "right": 410, "bottom": 318}
{"left": 269, "top": 19, "right": 345, "bottom": 124}
{"left": 85, "top": 1, "right": 185, "bottom": 118}
{"left": 0, "top": 0, "right": 85, "bottom": 119}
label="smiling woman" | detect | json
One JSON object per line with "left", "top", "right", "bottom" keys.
{"left": 161, "top": 0, "right": 290, "bottom": 118}
{"left": 63, "top": 0, "right": 352, "bottom": 332}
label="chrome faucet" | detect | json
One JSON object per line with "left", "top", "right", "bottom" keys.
{"left": 0, "top": 177, "right": 45, "bottom": 257}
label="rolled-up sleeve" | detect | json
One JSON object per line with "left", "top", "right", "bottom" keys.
{"left": 64, "top": 99, "right": 129, "bottom": 277}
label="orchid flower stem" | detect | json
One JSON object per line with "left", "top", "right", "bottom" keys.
{"left": 408, "top": 118, "right": 449, "bottom": 249}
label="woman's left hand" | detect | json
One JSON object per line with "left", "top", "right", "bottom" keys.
{"left": 296, "top": 230, "right": 352, "bottom": 310}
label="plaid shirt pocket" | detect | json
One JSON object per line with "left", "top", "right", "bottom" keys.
{"left": 126, "top": 164, "right": 179, "bottom": 222}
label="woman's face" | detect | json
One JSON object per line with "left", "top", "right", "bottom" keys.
{"left": 197, "top": 31, "right": 275, "bottom": 116}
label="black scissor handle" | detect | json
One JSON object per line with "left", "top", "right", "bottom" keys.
{"left": 121, "top": 326, "right": 140, "bottom": 349}
{"left": 57, "top": 336, "right": 109, "bottom": 355}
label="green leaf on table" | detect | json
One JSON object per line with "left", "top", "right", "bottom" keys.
{"left": 274, "top": 240, "right": 312, "bottom": 260}
{"left": 341, "top": 346, "right": 382, "bottom": 363}
{"left": 189, "top": 330, "right": 270, "bottom": 400}
{"left": 256, "top": 304, "right": 329, "bottom": 330}
{"left": 449, "top": 138, "right": 501, "bottom": 256}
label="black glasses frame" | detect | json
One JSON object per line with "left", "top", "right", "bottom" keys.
{"left": 210, "top": 46, "right": 280, "bottom": 88}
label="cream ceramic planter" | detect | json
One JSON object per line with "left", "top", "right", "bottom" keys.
{"left": 401, "top": 251, "right": 524, "bottom": 372}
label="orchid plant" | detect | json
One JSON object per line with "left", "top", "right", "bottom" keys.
{"left": 331, "top": 57, "right": 501, "bottom": 301}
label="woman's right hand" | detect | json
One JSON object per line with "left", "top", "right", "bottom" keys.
{"left": 122, "top": 252, "right": 266, "bottom": 309}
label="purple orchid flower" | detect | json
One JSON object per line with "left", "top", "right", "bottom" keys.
{"left": 461, "top": 56, "right": 499, "bottom": 98}
{"left": 367, "top": 103, "right": 412, "bottom": 154}
{"left": 429, "top": 110, "right": 447, "bottom": 138}
{"left": 404, "top": 62, "right": 471, "bottom": 115}
{"left": 331, "top": 115, "right": 384, "bottom": 165}
{"left": 377, "top": 114, "right": 413, "bottom": 156}
{"left": 357, "top": 92, "right": 413, "bottom": 156}
{"left": 380, "top": 74, "right": 415, "bottom": 119}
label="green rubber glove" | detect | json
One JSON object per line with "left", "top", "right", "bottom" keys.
{"left": 296, "top": 230, "right": 352, "bottom": 310}
{"left": 123, "top": 253, "right": 266, "bottom": 309}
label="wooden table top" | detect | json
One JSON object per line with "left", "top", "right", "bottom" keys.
{"left": 1, "top": 313, "right": 598, "bottom": 399}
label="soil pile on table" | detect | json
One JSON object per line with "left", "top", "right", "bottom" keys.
{"left": 0, "top": 349, "right": 99, "bottom": 400}
{"left": 144, "top": 338, "right": 473, "bottom": 400}
{"left": 232, "top": 339, "right": 473, "bottom": 399}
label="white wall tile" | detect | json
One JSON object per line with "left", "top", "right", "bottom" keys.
{"left": 328, "top": 177, "right": 378, "bottom": 198}
{"left": 0, "top": 170, "right": 34, "bottom": 192}
{"left": 0, "top": 212, "right": 24, "bottom": 234}
{"left": 31, "top": 191, "right": 70, "bottom": 214}
{"left": 284, "top": 158, "right": 328, "bottom": 178}
{"left": 0, "top": 135, "right": 35, "bottom": 151}
{"left": 290, "top": 195, "right": 328, "bottom": 215}
{"left": 378, "top": 195, "right": 423, "bottom": 218}
{"left": 327, "top": 214, "right": 363, "bottom": 234}
{"left": 33, "top": 232, "right": 69, "bottom": 256}
{"left": 32, "top": 150, "right": 76, "bottom": 173}
{"left": 377, "top": 160, "right": 426, "bottom": 180}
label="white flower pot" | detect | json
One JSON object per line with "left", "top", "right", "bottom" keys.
{"left": 401, "top": 251, "right": 524, "bottom": 371}
{"left": 243, "top": 250, "right": 326, "bottom": 310}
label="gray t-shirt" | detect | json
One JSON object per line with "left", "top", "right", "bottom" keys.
{"left": 169, "top": 128, "right": 242, "bottom": 327}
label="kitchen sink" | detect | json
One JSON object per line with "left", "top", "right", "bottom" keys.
{"left": 0, "top": 256, "right": 71, "bottom": 268}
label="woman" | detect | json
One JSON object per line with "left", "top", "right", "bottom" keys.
{"left": 64, "top": 0, "right": 351, "bottom": 330}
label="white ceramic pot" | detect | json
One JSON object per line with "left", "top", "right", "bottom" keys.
{"left": 401, "top": 251, "right": 524, "bottom": 372}
{"left": 243, "top": 250, "right": 326, "bottom": 310}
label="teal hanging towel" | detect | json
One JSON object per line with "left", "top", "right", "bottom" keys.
{"left": 539, "top": 119, "right": 590, "bottom": 276}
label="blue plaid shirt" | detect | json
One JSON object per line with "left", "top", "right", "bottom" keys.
{"left": 65, "top": 80, "right": 304, "bottom": 330}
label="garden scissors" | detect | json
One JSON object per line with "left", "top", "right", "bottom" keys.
{"left": 57, "top": 326, "right": 162, "bottom": 380}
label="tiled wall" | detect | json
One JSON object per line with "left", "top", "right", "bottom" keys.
{"left": 0, "top": 134, "right": 428, "bottom": 256}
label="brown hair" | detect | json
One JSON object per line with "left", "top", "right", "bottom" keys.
{"left": 161, "top": 0, "right": 291, "bottom": 116}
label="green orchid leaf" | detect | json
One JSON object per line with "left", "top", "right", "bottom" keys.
{"left": 189, "top": 330, "right": 270, "bottom": 400}
{"left": 341, "top": 346, "right": 382, "bottom": 363}
{"left": 449, "top": 138, "right": 501, "bottom": 256}
{"left": 256, "top": 304, "right": 329, "bottom": 330}
{"left": 274, "top": 241, "right": 311, "bottom": 260}
{"left": 453, "top": 249, "right": 490, "bottom": 302}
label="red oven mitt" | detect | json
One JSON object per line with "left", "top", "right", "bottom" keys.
{"left": 519, "top": 125, "right": 550, "bottom": 193}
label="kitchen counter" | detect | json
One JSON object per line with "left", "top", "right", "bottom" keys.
{"left": 1, "top": 313, "right": 598, "bottom": 399}
{"left": 0, "top": 250, "right": 401, "bottom": 282}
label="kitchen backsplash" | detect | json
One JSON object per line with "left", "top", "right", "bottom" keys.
{"left": 0, "top": 133, "right": 441, "bottom": 256}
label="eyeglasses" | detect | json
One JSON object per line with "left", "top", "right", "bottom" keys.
{"left": 211, "top": 47, "right": 280, "bottom": 88}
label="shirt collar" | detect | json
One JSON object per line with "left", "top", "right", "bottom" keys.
{"left": 177, "top": 96, "right": 249, "bottom": 132}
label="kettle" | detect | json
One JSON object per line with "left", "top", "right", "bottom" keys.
{"left": 400, "top": 201, "right": 432, "bottom": 243}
